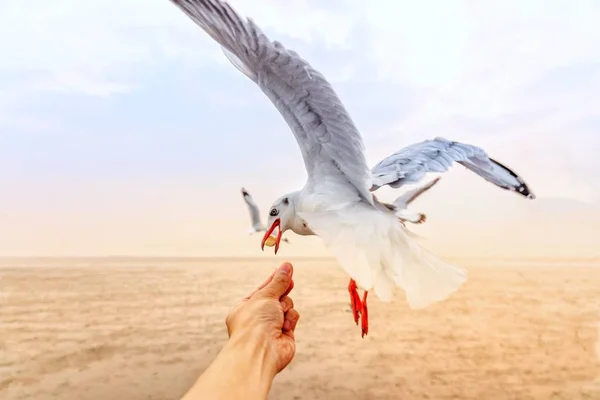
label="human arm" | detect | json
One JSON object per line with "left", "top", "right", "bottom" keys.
{"left": 181, "top": 262, "right": 299, "bottom": 400}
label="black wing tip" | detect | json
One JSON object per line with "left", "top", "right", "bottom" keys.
{"left": 489, "top": 158, "right": 536, "bottom": 200}
{"left": 241, "top": 187, "right": 250, "bottom": 196}
{"left": 516, "top": 182, "right": 536, "bottom": 200}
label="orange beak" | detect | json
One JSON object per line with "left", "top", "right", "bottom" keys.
{"left": 261, "top": 218, "right": 282, "bottom": 254}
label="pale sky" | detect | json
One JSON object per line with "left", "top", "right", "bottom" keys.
{"left": 0, "top": 0, "right": 599, "bottom": 256}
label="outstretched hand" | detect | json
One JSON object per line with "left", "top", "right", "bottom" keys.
{"left": 181, "top": 262, "right": 300, "bottom": 400}
{"left": 225, "top": 262, "right": 299, "bottom": 373}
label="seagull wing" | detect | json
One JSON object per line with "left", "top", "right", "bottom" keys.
{"left": 170, "top": 0, "right": 373, "bottom": 204}
{"left": 392, "top": 176, "right": 441, "bottom": 210}
{"left": 241, "top": 187, "right": 264, "bottom": 231}
{"left": 370, "top": 137, "right": 535, "bottom": 199}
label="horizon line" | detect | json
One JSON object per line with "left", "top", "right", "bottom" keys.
{"left": 0, "top": 255, "right": 599, "bottom": 263}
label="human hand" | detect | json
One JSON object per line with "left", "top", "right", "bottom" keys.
{"left": 180, "top": 263, "right": 299, "bottom": 400}
{"left": 225, "top": 262, "right": 299, "bottom": 375}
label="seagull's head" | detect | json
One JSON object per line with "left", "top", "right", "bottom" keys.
{"left": 261, "top": 192, "right": 298, "bottom": 254}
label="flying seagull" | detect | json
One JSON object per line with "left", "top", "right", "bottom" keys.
{"left": 384, "top": 176, "right": 442, "bottom": 225}
{"left": 370, "top": 138, "right": 536, "bottom": 226}
{"left": 169, "top": 0, "right": 535, "bottom": 337}
{"left": 241, "top": 187, "right": 290, "bottom": 243}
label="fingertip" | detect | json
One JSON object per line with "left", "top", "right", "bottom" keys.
{"left": 283, "top": 308, "right": 300, "bottom": 332}
{"left": 289, "top": 317, "right": 299, "bottom": 332}
{"left": 259, "top": 262, "right": 294, "bottom": 299}
{"left": 279, "top": 262, "right": 293, "bottom": 276}
{"left": 273, "top": 264, "right": 292, "bottom": 285}
{"left": 292, "top": 309, "right": 300, "bottom": 323}
{"left": 283, "top": 319, "right": 292, "bottom": 331}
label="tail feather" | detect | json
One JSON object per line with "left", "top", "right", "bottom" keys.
{"left": 299, "top": 206, "right": 467, "bottom": 308}
{"left": 388, "top": 229, "right": 467, "bottom": 308}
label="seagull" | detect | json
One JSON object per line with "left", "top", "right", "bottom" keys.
{"left": 383, "top": 176, "right": 442, "bottom": 225}
{"left": 169, "top": 0, "right": 536, "bottom": 337}
{"left": 241, "top": 187, "right": 290, "bottom": 243}
{"left": 369, "top": 139, "right": 536, "bottom": 227}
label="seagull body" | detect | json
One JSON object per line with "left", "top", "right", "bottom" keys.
{"left": 241, "top": 187, "right": 290, "bottom": 242}
{"left": 170, "top": 0, "right": 535, "bottom": 337}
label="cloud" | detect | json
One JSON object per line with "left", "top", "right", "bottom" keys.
{"left": 0, "top": 0, "right": 599, "bottom": 220}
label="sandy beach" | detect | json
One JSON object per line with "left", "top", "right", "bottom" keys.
{"left": 1, "top": 256, "right": 599, "bottom": 400}
{"left": 2, "top": 0, "right": 599, "bottom": 399}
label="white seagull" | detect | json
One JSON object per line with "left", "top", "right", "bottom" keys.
{"left": 381, "top": 176, "right": 442, "bottom": 225}
{"left": 370, "top": 139, "right": 536, "bottom": 225}
{"left": 241, "top": 187, "right": 290, "bottom": 243}
{"left": 170, "top": 0, "right": 535, "bottom": 337}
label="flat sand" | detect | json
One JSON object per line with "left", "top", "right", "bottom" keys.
{"left": 1, "top": 257, "right": 600, "bottom": 399}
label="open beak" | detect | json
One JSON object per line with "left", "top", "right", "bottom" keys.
{"left": 261, "top": 218, "right": 282, "bottom": 254}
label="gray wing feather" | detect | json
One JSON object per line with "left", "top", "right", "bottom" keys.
{"left": 170, "top": 0, "right": 373, "bottom": 204}
{"left": 370, "top": 137, "right": 535, "bottom": 199}
{"left": 392, "top": 176, "right": 441, "bottom": 209}
{"left": 241, "top": 188, "right": 264, "bottom": 231}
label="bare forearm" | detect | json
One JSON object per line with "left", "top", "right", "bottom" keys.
{"left": 181, "top": 336, "right": 276, "bottom": 400}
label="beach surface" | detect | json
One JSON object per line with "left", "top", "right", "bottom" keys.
{"left": 2, "top": 257, "right": 600, "bottom": 399}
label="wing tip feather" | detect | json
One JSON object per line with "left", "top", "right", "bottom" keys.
{"left": 489, "top": 157, "right": 536, "bottom": 200}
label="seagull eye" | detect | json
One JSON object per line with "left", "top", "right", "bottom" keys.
{"left": 269, "top": 208, "right": 279, "bottom": 217}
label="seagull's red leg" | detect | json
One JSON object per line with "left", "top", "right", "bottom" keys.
{"left": 347, "top": 279, "right": 362, "bottom": 325}
{"left": 360, "top": 291, "right": 369, "bottom": 338}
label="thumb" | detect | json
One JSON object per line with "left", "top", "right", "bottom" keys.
{"left": 258, "top": 262, "right": 293, "bottom": 299}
